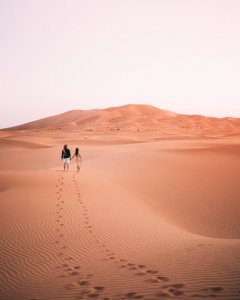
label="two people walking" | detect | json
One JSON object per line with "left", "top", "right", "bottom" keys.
{"left": 61, "top": 145, "right": 82, "bottom": 172}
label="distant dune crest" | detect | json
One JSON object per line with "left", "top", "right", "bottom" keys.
{"left": 4, "top": 104, "right": 240, "bottom": 136}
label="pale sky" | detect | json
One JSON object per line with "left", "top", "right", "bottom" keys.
{"left": 1, "top": 0, "right": 240, "bottom": 128}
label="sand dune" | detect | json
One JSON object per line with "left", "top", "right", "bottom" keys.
{"left": 4, "top": 104, "right": 240, "bottom": 138}
{"left": 1, "top": 105, "right": 240, "bottom": 299}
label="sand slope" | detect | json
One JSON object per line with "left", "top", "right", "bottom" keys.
{"left": 1, "top": 107, "right": 240, "bottom": 299}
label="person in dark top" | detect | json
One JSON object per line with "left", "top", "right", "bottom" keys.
{"left": 61, "top": 144, "right": 71, "bottom": 171}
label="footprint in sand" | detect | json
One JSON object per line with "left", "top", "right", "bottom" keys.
{"left": 124, "top": 291, "right": 144, "bottom": 299}
{"left": 192, "top": 286, "right": 224, "bottom": 298}
{"left": 160, "top": 283, "right": 185, "bottom": 297}
{"left": 169, "top": 288, "right": 184, "bottom": 296}
{"left": 146, "top": 278, "right": 159, "bottom": 284}
{"left": 147, "top": 270, "right": 158, "bottom": 275}
{"left": 127, "top": 263, "right": 135, "bottom": 267}
{"left": 62, "top": 263, "right": 68, "bottom": 267}
{"left": 93, "top": 286, "right": 105, "bottom": 292}
{"left": 71, "top": 271, "right": 80, "bottom": 276}
{"left": 65, "top": 257, "right": 74, "bottom": 261}
{"left": 86, "top": 293, "right": 100, "bottom": 298}
{"left": 171, "top": 284, "right": 185, "bottom": 289}
{"left": 119, "top": 264, "right": 127, "bottom": 268}
{"left": 65, "top": 267, "right": 72, "bottom": 272}
{"left": 65, "top": 283, "right": 79, "bottom": 290}
{"left": 157, "top": 276, "right": 170, "bottom": 282}
{"left": 79, "top": 280, "right": 90, "bottom": 286}
{"left": 137, "top": 264, "right": 146, "bottom": 268}
{"left": 134, "top": 271, "right": 147, "bottom": 276}
{"left": 210, "top": 287, "right": 224, "bottom": 292}
{"left": 156, "top": 292, "right": 170, "bottom": 298}
{"left": 79, "top": 286, "right": 106, "bottom": 299}
{"left": 74, "top": 265, "right": 81, "bottom": 270}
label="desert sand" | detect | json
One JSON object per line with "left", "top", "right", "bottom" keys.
{"left": 0, "top": 105, "right": 240, "bottom": 300}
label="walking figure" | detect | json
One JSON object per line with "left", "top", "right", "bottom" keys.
{"left": 61, "top": 144, "right": 71, "bottom": 171}
{"left": 71, "top": 148, "right": 82, "bottom": 172}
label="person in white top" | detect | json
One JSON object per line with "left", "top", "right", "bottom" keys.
{"left": 71, "top": 148, "right": 82, "bottom": 172}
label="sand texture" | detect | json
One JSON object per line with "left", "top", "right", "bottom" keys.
{"left": 1, "top": 105, "right": 240, "bottom": 300}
